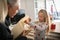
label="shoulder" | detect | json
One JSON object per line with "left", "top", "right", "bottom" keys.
{"left": 0, "top": 23, "right": 7, "bottom": 29}
{"left": 0, "top": 23, "right": 9, "bottom": 31}
{"left": 0, "top": 23, "right": 7, "bottom": 33}
{"left": 0, "top": 23, "right": 4, "bottom": 27}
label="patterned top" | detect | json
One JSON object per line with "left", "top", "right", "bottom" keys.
{"left": 29, "top": 21, "right": 48, "bottom": 40}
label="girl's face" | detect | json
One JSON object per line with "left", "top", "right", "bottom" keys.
{"left": 38, "top": 12, "right": 44, "bottom": 22}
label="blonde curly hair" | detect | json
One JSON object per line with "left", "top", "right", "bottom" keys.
{"left": 0, "top": 0, "right": 8, "bottom": 23}
{"left": 38, "top": 9, "right": 49, "bottom": 24}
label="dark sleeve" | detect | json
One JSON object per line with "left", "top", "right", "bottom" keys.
{"left": 5, "top": 15, "right": 11, "bottom": 27}
{"left": 5, "top": 13, "right": 25, "bottom": 25}
{"left": 0, "top": 23, "right": 13, "bottom": 40}
{"left": 11, "top": 13, "right": 25, "bottom": 24}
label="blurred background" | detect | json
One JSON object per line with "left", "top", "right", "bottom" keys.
{"left": 19, "top": 0, "right": 60, "bottom": 40}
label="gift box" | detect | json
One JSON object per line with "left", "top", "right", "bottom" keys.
{"left": 51, "top": 23, "right": 56, "bottom": 30}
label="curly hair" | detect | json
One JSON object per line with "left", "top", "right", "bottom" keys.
{"left": 38, "top": 9, "right": 49, "bottom": 24}
{"left": 0, "top": 0, "right": 8, "bottom": 23}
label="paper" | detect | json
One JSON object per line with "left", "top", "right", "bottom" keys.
{"left": 11, "top": 20, "right": 24, "bottom": 39}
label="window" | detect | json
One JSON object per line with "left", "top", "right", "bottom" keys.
{"left": 34, "top": 0, "right": 45, "bottom": 20}
{"left": 46, "top": 0, "right": 60, "bottom": 22}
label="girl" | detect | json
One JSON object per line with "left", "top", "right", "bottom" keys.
{"left": 29, "top": 9, "right": 49, "bottom": 40}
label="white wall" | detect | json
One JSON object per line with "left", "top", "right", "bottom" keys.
{"left": 38, "top": 0, "right": 45, "bottom": 11}
{"left": 20, "top": 0, "right": 35, "bottom": 22}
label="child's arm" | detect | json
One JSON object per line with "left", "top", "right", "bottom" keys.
{"left": 28, "top": 22, "right": 48, "bottom": 31}
{"left": 28, "top": 22, "right": 35, "bottom": 27}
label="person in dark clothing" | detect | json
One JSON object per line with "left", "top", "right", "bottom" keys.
{"left": 5, "top": 0, "right": 25, "bottom": 26}
{"left": 5, "top": 13, "right": 25, "bottom": 27}
{"left": 0, "top": 0, "right": 27, "bottom": 40}
{"left": 0, "top": 23, "right": 13, "bottom": 40}
{"left": 5, "top": 0, "right": 27, "bottom": 40}
{"left": 0, "top": 0, "right": 13, "bottom": 40}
